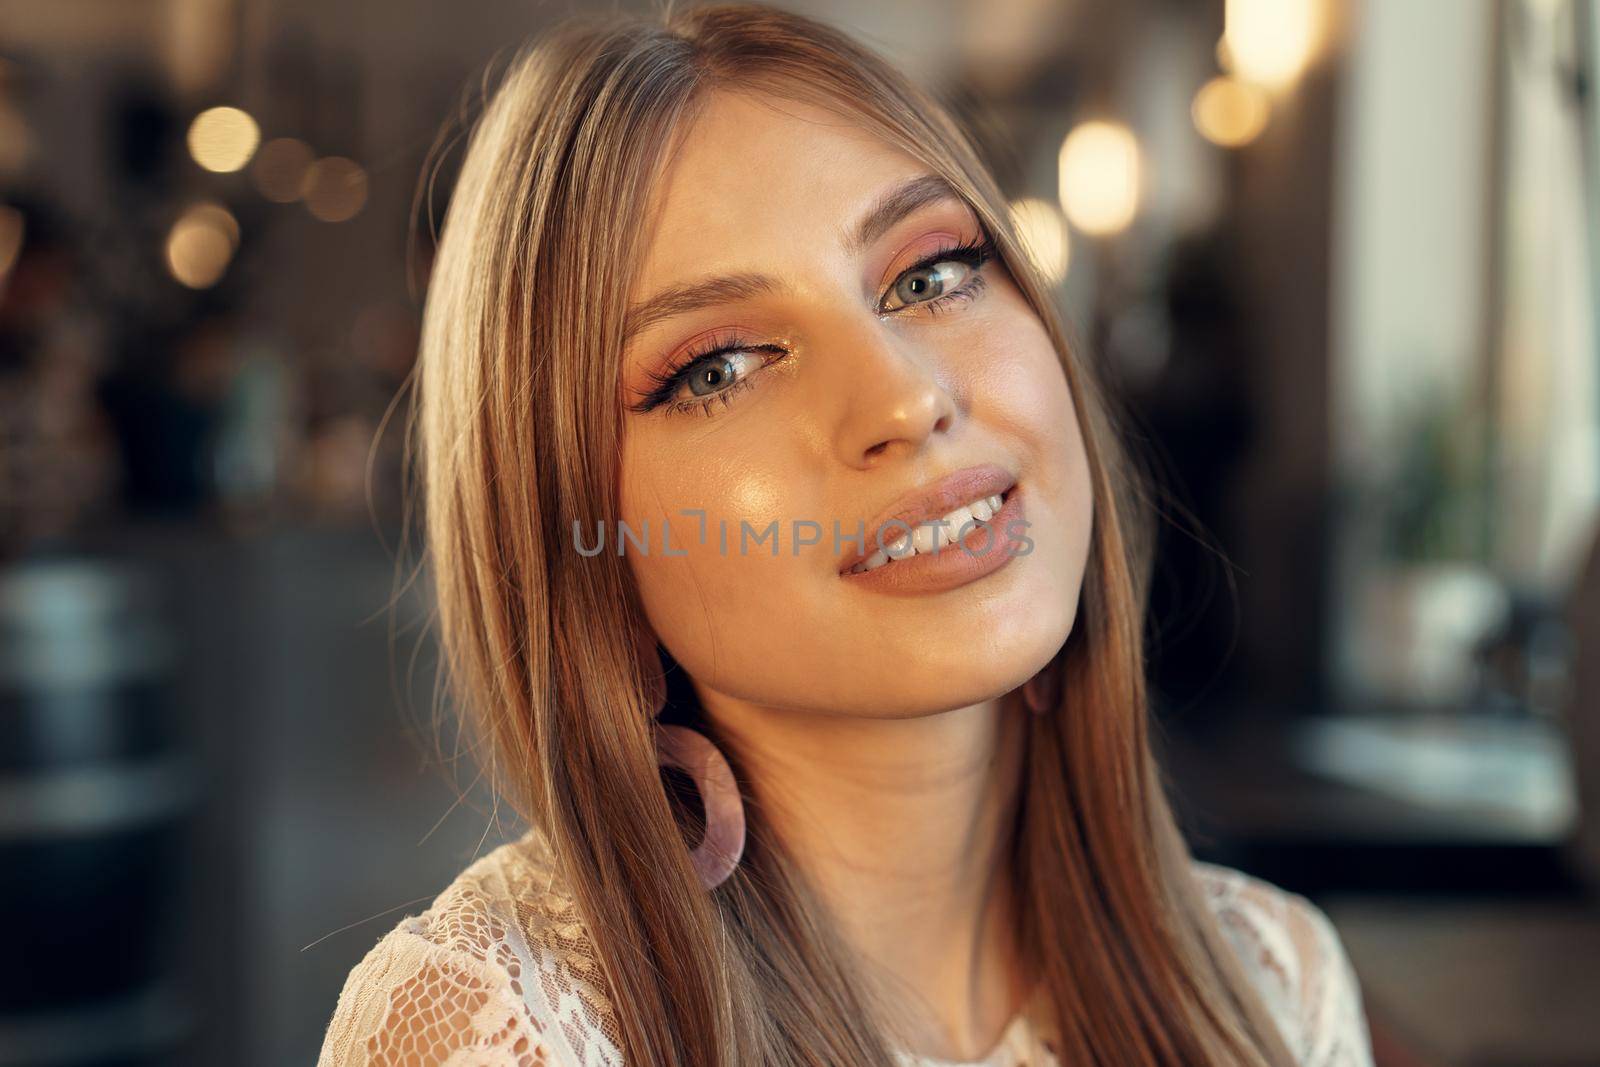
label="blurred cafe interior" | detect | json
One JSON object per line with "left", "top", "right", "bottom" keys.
{"left": 1, "top": 0, "right": 1598, "bottom": 1064}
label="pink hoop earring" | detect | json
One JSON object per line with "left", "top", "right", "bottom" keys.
{"left": 636, "top": 629, "right": 746, "bottom": 890}
{"left": 654, "top": 722, "right": 747, "bottom": 890}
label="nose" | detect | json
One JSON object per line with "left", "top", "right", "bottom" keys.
{"left": 831, "top": 318, "right": 960, "bottom": 468}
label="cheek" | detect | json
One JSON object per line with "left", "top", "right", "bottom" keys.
{"left": 618, "top": 432, "right": 817, "bottom": 672}
{"left": 961, "top": 297, "right": 1080, "bottom": 467}
{"left": 960, "top": 296, "right": 1094, "bottom": 590}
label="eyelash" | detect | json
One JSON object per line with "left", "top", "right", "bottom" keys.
{"left": 630, "top": 233, "right": 997, "bottom": 419}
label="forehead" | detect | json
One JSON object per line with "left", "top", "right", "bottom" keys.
{"left": 635, "top": 91, "right": 924, "bottom": 284}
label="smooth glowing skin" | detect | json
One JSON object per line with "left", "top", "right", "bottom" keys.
{"left": 617, "top": 91, "right": 1092, "bottom": 1061}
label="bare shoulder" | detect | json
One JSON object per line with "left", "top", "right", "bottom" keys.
{"left": 316, "top": 830, "right": 624, "bottom": 1067}
{"left": 1191, "top": 860, "right": 1376, "bottom": 1067}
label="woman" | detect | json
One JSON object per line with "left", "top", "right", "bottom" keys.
{"left": 318, "top": 3, "right": 1375, "bottom": 1065}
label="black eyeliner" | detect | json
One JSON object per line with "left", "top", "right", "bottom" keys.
{"left": 630, "top": 230, "right": 997, "bottom": 416}
{"left": 630, "top": 338, "right": 784, "bottom": 415}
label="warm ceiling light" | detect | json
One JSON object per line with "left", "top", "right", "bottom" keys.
{"left": 1008, "top": 197, "right": 1070, "bottom": 284}
{"left": 252, "top": 137, "right": 314, "bottom": 203}
{"left": 1057, "top": 121, "right": 1141, "bottom": 237}
{"left": 1224, "top": 0, "right": 1320, "bottom": 90}
{"left": 187, "top": 106, "right": 260, "bottom": 173}
{"left": 166, "top": 202, "right": 238, "bottom": 288}
{"left": 1193, "top": 76, "right": 1270, "bottom": 148}
{"left": 1216, "top": 35, "right": 1236, "bottom": 74}
{"left": 301, "top": 157, "right": 368, "bottom": 223}
{"left": 0, "top": 205, "right": 24, "bottom": 275}
{"left": 186, "top": 201, "right": 240, "bottom": 250}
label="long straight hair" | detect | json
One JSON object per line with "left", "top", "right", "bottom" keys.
{"left": 408, "top": 3, "right": 1300, "bottom": 1064}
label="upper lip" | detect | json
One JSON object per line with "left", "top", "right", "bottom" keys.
{"left": 837, "top": 463, "right": 1017, "bottom": 573}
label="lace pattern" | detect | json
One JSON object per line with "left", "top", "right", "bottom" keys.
{"left": 318, "top": 836, "right": 1373, "bottom": 1066}
{"left": 318, "top": 833, "right": 624, "bottom": 1067}
{"left": 1194, "top": 860, "right": 1375, "bottom": 1067}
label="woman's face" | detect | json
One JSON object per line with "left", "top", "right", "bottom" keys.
{"left": 616, "top": 90, "right": 1092, "bottom": 719}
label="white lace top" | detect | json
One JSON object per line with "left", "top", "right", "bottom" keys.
{"left": 316, "top": 830, "right": 1375, "bottom": 1067}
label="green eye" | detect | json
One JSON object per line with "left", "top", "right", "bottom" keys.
{"left": 630, "top": 341, "right": 791, "bottom": 420}
{"left": 683, "top": 351, "right": 757, "bottom": 398}
{"left": 879, "top": 236, "right": 995, "bottom": 313}
{"left": 890, "top": 260, "right": 971, "bottom": 308}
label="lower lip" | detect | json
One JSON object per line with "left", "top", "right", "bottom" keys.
{"left": 839, "top": 484, "right": 1027, "bottom": 596}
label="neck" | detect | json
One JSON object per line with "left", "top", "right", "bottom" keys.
{"left": 702, "top": 692, "right": 1032, "bottom": 1062}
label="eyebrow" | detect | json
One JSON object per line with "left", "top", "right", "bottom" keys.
{"left": 621, "top": 172, "right": 965, "bottom": 345}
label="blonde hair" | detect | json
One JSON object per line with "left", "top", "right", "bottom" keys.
{"left": 407, "top": 2, "right": 1299, "bottom": 1064}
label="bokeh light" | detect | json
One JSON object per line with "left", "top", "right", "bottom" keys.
{"left": 186, "top": 106, "right": 260, "bottom": 173}
{"left": 301, "top": 157, "right": 368, "bottom": 223}
{"left": 0, "top": 98, "right": 35, "bottom": 176}
{"left": 1057, "top": 120, "right": 1141, "bottom": 237}
{"left": 252, "top": 137, "right": 315, "bottom": 203}
{"left": 1224, "top": 0, "right": 1321, "bottom": 90}
{"left": 165, "top": 202, "right": 239, "bottom": 288}
{"left": 1007, "top": 197, "right": 1070, "bottom": 284}
{"left": 1216, "top": 35, "right": 1236, "bottom": 75}
{"left": 0, "top": 205, "right": 23, "bottom": 275}
{"left": 189, "top": 201, "right": 240, "bottom": 251}
{"left": 1193, "top": 75, "right": 1271, "bottom": 148}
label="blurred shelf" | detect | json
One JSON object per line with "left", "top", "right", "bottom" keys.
{"left": 1162, "top": 703, "right": 1591, "bottom": 899}
{"left": 1291, "top": 713, "right": 1576, "bottom": 842}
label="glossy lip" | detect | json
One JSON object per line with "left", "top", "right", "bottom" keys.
{"left": 839, "top": 481, "right": 1026, "bottom": 596}
{"left": 835, "top": 462, "right": 1018, "bottom": 574}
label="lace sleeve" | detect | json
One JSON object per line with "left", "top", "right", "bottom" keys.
{"left": 317, "top": 924, "right": 561, "bottom": 1067}
{"left": 316, "top": 836, "right": 626, "bottom": 1067}
{"left": 1195, "top": 862, "right": 1375, "bottom": 1067}
{"left": 1282, "top": 889, "right": 1374, "bottom": 1067}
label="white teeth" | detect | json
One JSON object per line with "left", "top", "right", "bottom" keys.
{"left": 848, "top": 489, "right": 1010, "bottom": 574}
{"left": 943, "top": 505, "right": 976, "bottom": 546}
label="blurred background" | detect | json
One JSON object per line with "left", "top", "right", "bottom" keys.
{"left": 1, "top": 0, "right": 1597, "bottom": 1064}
